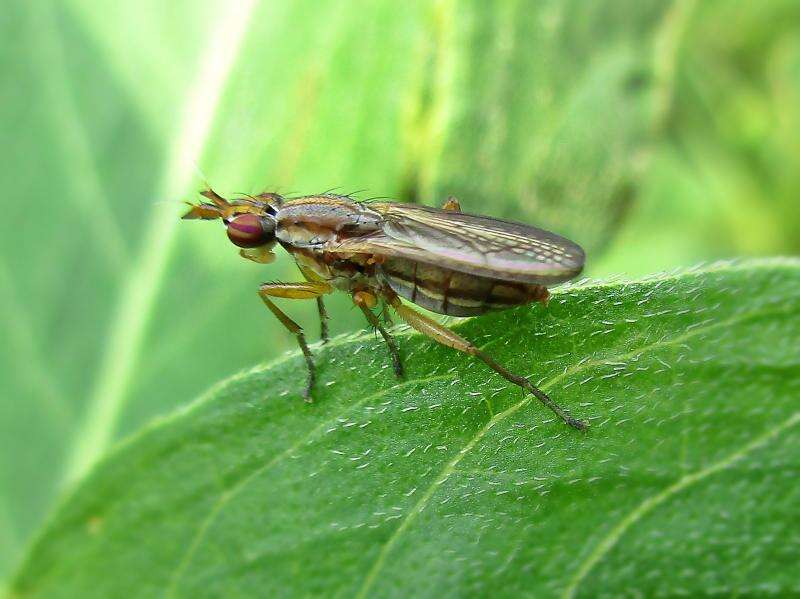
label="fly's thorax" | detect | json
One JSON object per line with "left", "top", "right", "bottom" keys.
{"left": 380, "top": 257, "right": 549, "bottom": 317}
{"left": 275, "top": 196, "right": 382, "bottom": 248}
{"left": 288, "top": 247, "right": 381, "bottom": 292}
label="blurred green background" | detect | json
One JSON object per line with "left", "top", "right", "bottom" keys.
{"left": 1, "top": 0, "right": 798, "bottom": 583}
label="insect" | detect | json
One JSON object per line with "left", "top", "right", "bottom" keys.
{"left": 183, "top": 189, "right": 587, "bottom": 430}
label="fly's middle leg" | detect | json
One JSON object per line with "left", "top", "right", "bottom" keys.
{"left": 353, "top": 290, "right": 404, "bottom": 379}
{"left": 385, "top": 292, "right": 587, "bottom": 431}
{"left": 258, "top": 281, "right": 333, "bottom": 401}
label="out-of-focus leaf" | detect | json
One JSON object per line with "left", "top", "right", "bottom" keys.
{"left": 0, "top": 0, "right": 271, "bottom": 579}
{"left": 0, "top": 0, "right": 674, "bottom": 580}
{"left": 10, "top": 260, "right": 800, "bottom": 597}
{"left": 402, "top": 0, "right": 662, "bottom": 254}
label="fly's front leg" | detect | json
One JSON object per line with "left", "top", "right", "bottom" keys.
{"left": 240, "top": 246, "right": 276, "bottom": 264}
{"left": 258, "top": 281, "right": 333, "bottom": 401}
{"left": 386, "top": 292, "right": 587, "bottom": 431}
{"left": 441, "top": 196, "right": 462, "bottom": 212}
{"left": 298, "top": 266, "right": 331, "bottom": 344}
{"left": 353, "top": 290, "right": 404, "bottom": 378}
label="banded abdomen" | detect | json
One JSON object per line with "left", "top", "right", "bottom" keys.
{"left": 380, "top": 258, "right": 548, "bottom": 317}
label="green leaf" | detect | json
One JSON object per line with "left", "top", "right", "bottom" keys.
{"left": 408, "top": 0, "right": 659, "bottom": 253}
{"left": 1, "top": 0, "right": 666, "bottom": 578}
{"left": 11, "top": 260, "right": 800, "bottom": 597}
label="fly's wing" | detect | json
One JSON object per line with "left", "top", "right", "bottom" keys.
{"left": 332, "top": 202, "right": 585, "bottom": 285}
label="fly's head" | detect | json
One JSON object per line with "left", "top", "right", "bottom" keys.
{"left": 183, "top": 188, "right": 283, "bottom": 263}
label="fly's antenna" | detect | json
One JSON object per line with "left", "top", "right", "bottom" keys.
{"left": 182, "top": 187, "right": 235, "bottom": 220}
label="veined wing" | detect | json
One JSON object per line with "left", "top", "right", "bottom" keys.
{"left": 333, "top": 202, "right": 585, "bottom": 285}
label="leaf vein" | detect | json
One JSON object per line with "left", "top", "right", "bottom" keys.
{"left": 562, "top": 411, "right": 800, "bottom": 598}
{"left": 63, "top": 0, "right": 260, "bottom": 486}
{"left": 354, "top": 305, "right": 789, "bottom": 596}
{"left": 165, "top": 373, "right": 454, "bottom": 595}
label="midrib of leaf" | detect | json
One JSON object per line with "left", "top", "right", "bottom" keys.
{"left": 63, "top": 0, "right": 260, "bottom": 486}
{"left": 353, "top": 302, "right": 792, "bottom": 597}
{"left": 35, "top": 0, "right": 127, "bottom": 268}
{"left": 562, "top": 411, "right": 800, "bottom": 598}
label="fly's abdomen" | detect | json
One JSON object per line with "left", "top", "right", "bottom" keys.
{"left": 380, "top": 258, "right": 548, "bottom": 317}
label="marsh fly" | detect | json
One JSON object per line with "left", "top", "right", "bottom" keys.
{"left": 183, "top": 190, "right": 587, "bottom": 430}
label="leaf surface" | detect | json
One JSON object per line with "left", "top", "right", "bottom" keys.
{"left": 11, "top": 260, "right": 800, "bottom": 597}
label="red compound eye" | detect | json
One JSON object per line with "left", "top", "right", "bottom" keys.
{"left": 226, "top": 213, "right": 272, "bottom": 248}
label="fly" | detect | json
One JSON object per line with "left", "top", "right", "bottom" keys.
{"left": 183, "top": 190, "right": 588, "bottom": 430}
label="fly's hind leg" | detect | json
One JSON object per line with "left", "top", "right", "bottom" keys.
{"left": 258, "top": 281, "right": 333, "bottom": 401}
{"left": 385, "top": 292, "right": 587, "bottom": 431}
{"left": 353, "top": 290, "right": 404, "bottom": 378}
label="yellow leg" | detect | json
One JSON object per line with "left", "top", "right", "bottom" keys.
{"left": 239, "top": 246, "right": 276, "bottom": 264}
{"left": 441, "top": 196, "right": 462, "bottom": 212}
{"left": 258, "top": 281, "right": 332, "bottom": 401}
{"left": 353, "top": 291, "right": 404, "bottom": 378}
{"left": 298, "top": 266, "right": 331, "bottom": 344}
{"left": 386, "top": 293, "right": 586, "bottom": 430}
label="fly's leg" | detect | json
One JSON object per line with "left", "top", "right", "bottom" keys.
{"left": 316, "top": 298, "right": 330, "bottom": 344}
{"left": 258, "top": 281, "right": 333, "bottom": 401}
{"left": 380, "top": 302, "right": 394, "bottom": 327}
{"left": 442, "top": 196, "right": 462, "bottom": 212}
{"left": 240, "top": 246, "right": 276, "bottom": 264}
{"left": 386, "top": 292, "right": 587, "bottom": 431}
{"left": 298, "top": 266, "right": 331, "bottom": 344}
{"left": 353, "top": 290, "right": 404, "bottom": 378}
